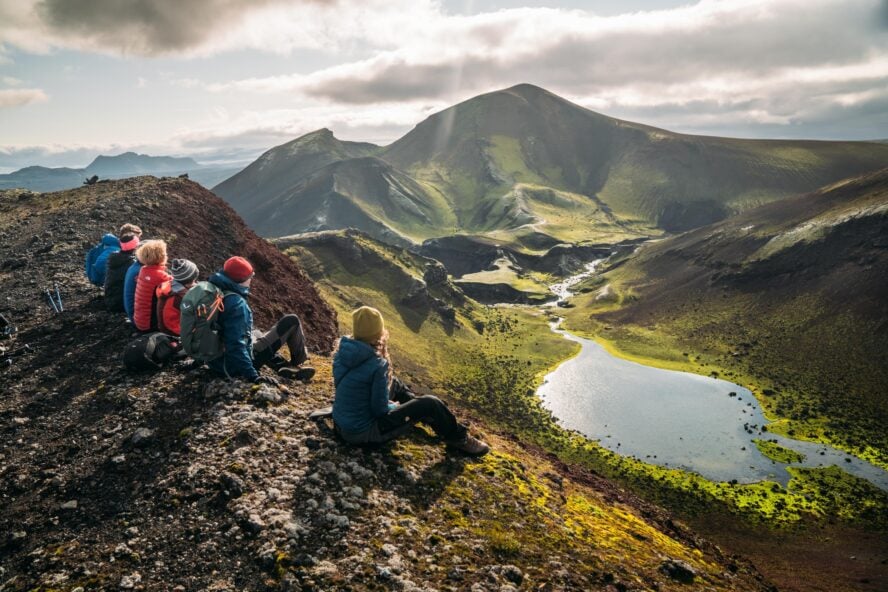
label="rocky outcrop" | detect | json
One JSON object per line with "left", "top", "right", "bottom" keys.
{"left": 421, "top": 235, "right": 614, "bottom": 279}
{"left": 455, "top": 281, "right": 555, "bottom": 305}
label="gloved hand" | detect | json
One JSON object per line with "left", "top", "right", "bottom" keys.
{"left": 256, "top": 375, "right": 280, "bottom": 387}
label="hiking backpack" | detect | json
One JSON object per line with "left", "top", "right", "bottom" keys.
{"left": 179, "top": 281, "right": 231, "bottom": 362}
{"left": 123, "top": 332, "right": 181, "bottom": 371}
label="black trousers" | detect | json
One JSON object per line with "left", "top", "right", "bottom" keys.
{"left": 252, "top": 314, "right": 309, "bottom": 369}
{"left": 370, "top": 377, "right": 467, "bottom": 443}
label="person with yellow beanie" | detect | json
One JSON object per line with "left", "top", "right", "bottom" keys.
{"left": 332, "top": 306, "right": 489, "bottom": 456}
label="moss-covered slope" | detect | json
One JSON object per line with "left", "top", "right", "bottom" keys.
{"left": 562, "top": 168, "right": 888, "bottom": 469}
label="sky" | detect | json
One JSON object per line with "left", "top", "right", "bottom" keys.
{"left": 0, "top": 0, "right": 887, "bottom": 171}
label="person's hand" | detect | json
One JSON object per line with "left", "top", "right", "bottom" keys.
{"left": 256, "top": 375, "right": 280, "bottom": 387}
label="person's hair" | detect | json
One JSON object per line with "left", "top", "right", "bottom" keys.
{"left": 136, "top": 239, "right": 167, "bottom": 267}
{"left": 370, "top": 329, "right": 393, "bottom": 389}
{"left": 118, "top": 223, "right": 142, "bottom": 237}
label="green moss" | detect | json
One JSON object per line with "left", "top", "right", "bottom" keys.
{"left": 753, "top": 439, "right": 805, "bottom": 464}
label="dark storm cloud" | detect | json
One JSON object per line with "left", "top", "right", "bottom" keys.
{"left": 35, "top": 0, "right": 333, "bottom": 55}
{"left": 303, "top": 1, "right": 886, "bottom": 104}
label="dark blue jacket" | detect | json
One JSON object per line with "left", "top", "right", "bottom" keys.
{"left": 85, "top": 234, "right": 120, "bottom": 286}
{"left": 123, "top": 261, "right": 143, "bottom": 322}
{"left": 207, "top": 271, "right": 258, "bottom": 382}
{"left": 332, "top": 336, "right": 391, "bottom": 433}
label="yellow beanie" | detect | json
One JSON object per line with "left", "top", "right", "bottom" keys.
{"left": 352, "top": 306, "right": 385, "bottom": 343}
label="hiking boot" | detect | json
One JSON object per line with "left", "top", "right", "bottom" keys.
{"left": 268, "top": 353, "right": 289, "bottom": 372}
{"left": 278, "top": 366, "right": 316, "bottom": 382}
{"left": 447, "top": 433, "right": 490, "bottom": 457}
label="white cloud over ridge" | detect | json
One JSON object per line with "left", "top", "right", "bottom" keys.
{"left": 191, "top": 0, "right": 888, "bottom": 139}
{"left": 0, "top": 88, "right": 47, "bottom": 108}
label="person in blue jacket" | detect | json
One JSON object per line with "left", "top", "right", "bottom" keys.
{"left": 85, "top": 233, "right": 120, "bottom": 286}
{"left": 207, "top": 256, "right": 315, "bottom": 383}
{"left": 332, "top": 306, "right": 489, "bottom": 456}
{"left": 122, "top": 251, "right": 144, "bottom": 323}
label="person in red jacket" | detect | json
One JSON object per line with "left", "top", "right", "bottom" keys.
{"left": 156, "top": 259, "right": 199, "bottom": 336}
{"left": 133, "top": 240, "right": 171, "bottom": 332}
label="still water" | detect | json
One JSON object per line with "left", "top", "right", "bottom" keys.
{"left": 535, "top": 262, "right": 888, "bottom": 489}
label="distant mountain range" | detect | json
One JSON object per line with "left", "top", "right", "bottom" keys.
{"left": 0, "top": 152, "right": 240, "bottom": 192}
{"left": 213, "top": 84, "right": 888, "bottom": 248}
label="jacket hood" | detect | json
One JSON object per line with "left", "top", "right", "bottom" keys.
{"left": 102, "top": 233, "right": 120, "bottom": 248}
{"left": 209, "top": 270, "right": 249, "bottom": 296}
{"left": 335, "top": 336, "right": 379, "bottom": 370}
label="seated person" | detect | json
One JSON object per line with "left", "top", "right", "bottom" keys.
{"left": 332, "top": 306, "right": 489, "bottom": 456}
{"left": 104, "top": 224, "right": 142, "bottom": 312}
{"left": 156, "top": 258, "right": 199, "bottom": 336}
{"left": 133, "top": 240, "right": 171, "bottom": 332}
{"left": 207, "top": 256, "right": 315, "bottom": 382}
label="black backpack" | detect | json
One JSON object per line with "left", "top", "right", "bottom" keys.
{"left": 123, "top": 332, "right": 181, "bottom": 371}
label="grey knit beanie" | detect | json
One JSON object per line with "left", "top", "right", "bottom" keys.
{"left": 170, "top": 259, "right": 199, "bottom": 284}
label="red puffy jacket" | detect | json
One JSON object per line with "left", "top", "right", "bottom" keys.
{"left": 155, "top": 280, "right": 187, "bottom": 336}
{"left": 134, "top": 264, "right": 171, "bottom": 332}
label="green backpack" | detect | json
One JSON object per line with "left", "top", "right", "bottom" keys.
{"left": 180, "top": 281, "right": 233, "bottom": 361}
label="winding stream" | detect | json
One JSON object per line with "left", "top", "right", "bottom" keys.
{"left": 535, "top": 260, "right": 888, "bottom": 489}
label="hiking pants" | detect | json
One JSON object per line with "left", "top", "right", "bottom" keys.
{"left": 338, "top": 377, "right": 467, "bottom": 444}
{"left": 252, "top": 314, "right": 309, "bottom": 369}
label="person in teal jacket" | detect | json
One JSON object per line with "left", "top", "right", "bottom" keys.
{"left": 332, "top": 306, "right": 489, "bottom": 456}
{"left": 207, "top": 256, "right": 315, "bottom": 383}
{"left": 85, "top": 233, "right": 120, "bottom": 286}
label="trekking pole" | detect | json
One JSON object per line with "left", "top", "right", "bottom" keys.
{"left": 0, "top": 343, "right": 31, "bottom": 360}
{"left": 43, "top": 289, "right": 60, "bottom": 314}
{"left": 0, "top": 313, "right": 15, "bottom": 339}
{"left": 54, "top": 282, "right": 64, "bottom": 312}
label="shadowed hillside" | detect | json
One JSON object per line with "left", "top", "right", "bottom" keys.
{"left": 213, "top": 129, "right": 381, "bottom": 230}
{"left": 562, "top": 168, "right": 888, "bottom": 470}
{"left": 233, "top": 156, "right": 457, "bottom": 247}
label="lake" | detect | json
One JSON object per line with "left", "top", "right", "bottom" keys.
{"left": 535, "top": 263, "right": 888, "bottom": 489}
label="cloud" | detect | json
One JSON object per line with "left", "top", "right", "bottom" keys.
{"left": 287, "top": 1, "right": 886, "bottom": 103}
{"left": 0, "top": 88, "right": 48, "bottom": 108}
{"left": 197, "top": 0, "right": 888, "bottom": 139}
{"left": 32, "top": 0, "right": 287, "bottom": 55}
{"left": 0, "top": 0, "right": 422, "bottom": 57}
{"left": 170, "top": 100, "right": 437, "bottom": 151}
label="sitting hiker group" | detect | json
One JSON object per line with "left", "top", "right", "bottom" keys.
{"left": 86, "top": 227, "right": 315, "bottom": 385}
{"left": 86, "top": 227, "right": 489, "bottom": 457}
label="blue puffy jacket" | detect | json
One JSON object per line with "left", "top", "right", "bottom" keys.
{"left": 123, "top": 260, "right": 143, "bottom": 322}
{"left": 85, "top": 234, "right": 120, "bottom": 286}
{"left": 332, "top": 336, "right": 391, "bottom": 433}
{"left": 207, "top": 271, "right": 258, "bottom": 382}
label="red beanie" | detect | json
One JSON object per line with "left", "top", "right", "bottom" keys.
{"left": 223, "top": 256, "right": 254, "bottom": 282}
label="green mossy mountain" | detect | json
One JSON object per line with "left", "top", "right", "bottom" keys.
{"left": 214, "top": 84, "right": 888, "bottom": 247}
{"left": 561, "top": 167, "right": 888, "bottom": 469}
